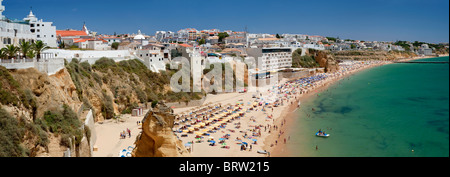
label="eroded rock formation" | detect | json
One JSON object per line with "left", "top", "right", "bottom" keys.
{"left": 307, "top": 49, "right": 340, "bottom": 73}
{"left": 132, "top": 103, "right": 189, "bottom": 157}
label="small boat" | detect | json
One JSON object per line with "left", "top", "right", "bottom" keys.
{"left": 257, "top": 150, "right": 268, "bottom": 154}
{"left": 316, "top": 132, "right": 330, "bottom": 137}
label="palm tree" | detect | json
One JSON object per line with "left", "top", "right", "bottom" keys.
{"left": 4, "top": 45, "right": 19, "bottom": 59}
{"left": 32, "top": 41, "right": 50, "bottom": 61}
{"left": 19, "top": 41, "right": 32, "bottom": 59}
{"left": 0, "top": 48, "right": 7, "bottom": 59}
{"left": 26, "top": 50, "right": 36, "bottom": 59}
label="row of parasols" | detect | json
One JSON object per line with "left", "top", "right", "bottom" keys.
{"left": 177, "top": 108, "right": 247, "bottom": 134}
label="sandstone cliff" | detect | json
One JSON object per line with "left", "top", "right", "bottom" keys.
{"left": 11, "top": 68, "right": 82, "bottom": 120}
{"left": 1, "top": 57, "right": 201, "bottom": 157}
{"left": 292, "top": 48, "right": 339, "bottom": 73}
{"left": 132, "top": 103, "right": 189, "bottom": 157}
{"left": 307, "top": 49, "right": 339, "bottom": 73}
{"left": 1, "top": 66, "right": 91, "bottom": 157}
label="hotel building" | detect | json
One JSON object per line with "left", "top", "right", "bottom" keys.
{"left": 246, "top": 47, "right": 292, "bottom": 72}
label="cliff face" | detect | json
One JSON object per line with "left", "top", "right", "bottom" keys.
{"left": 11, "top": 68, "right": 82, "bottom": 120}
{"left": 1, "top": 67, "right": 91, "bottom": 157}
{"left": 308, "top": 49, "right": 340, "bottom": 73}
{"left": 132, "top": 103, "right": 189, "bottom": 157}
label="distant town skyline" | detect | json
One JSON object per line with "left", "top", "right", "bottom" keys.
{"left": 3, "top": 0, "right": 449, "bottom": 43}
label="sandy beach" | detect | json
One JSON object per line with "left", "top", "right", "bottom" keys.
{"left": 92, "top": 56, "right": 434, "bottom": 157}
{"left": 267, "top": 56, "right": 436, "bottom": 157}
{"left": 172, "top": 59, "right": 392, "bottom": 157}
{"left": 92, "top": 112, "right": 147, "bottom": 157}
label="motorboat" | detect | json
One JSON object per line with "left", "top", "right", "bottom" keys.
{"left": 316, "top": 131, "right": 330, "bottom": 137}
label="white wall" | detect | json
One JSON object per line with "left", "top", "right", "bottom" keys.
{"left": 46, "top": 49, "right": 133, "bottom": 61}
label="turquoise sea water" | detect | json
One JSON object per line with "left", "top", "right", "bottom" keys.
{"left": 286, "top": 57, "right": 449, "bottom": 157}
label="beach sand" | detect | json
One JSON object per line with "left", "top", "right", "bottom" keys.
{"left": 92, "top": 112, "right": 147, "bottom": 157}
{"left": 173, "top": 83, "right": 284, "bottom": 157}
{"left": 92, "top": 56, "right": 432, "bottom": 157}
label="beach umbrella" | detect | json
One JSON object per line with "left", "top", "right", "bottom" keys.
{"left": 252, "top": 139, "right": 258, "bottom": 142}
{"left": 219, "top": 138, "right": 225, "bottom": 141}
{"left": 242, "top": 142, "right": 248, "bottom": 145}
{"left": 185, "top": 143, "right": 191, "bottom": 147}
{"left": 222, "top": 143, "right": 227, "bottom": 146}
{"left": 210, "top": 141, "right": 216, "bottom": 144}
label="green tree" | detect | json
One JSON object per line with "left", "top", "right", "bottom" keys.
{"left": 198, "top": 39, "right": 206, "bottom": 45}
{"left": 0, "top": 48, "right": 7, "bottom": 59}
{"left": 26, "top": 50, "right": 36, "bottom": 60}
{"left": 111, "top": 42, "right": 120, "bottom": 50}
{"left": 32, "top": 41, "right": 50, "bottom": 61}
{"left": 59, "top": 41, "right": 66, "bottom": 49}
{"left": 218, "top": 32, "right": 229, "bottom": 43}
{"left": 19, "top": 41, "right": 32, "bottom": 59}
{"left": 4, "top": 45, "right": 19, "bottom": 59}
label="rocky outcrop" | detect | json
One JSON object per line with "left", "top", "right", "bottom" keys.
{"left": 132, "top": 103, "right": 190, "bottom": 157}
{"left": 307, "top": 49, "right": 340, "bottom": 73}
{"left": 6, "top": 67, "right": 91, "bottom": 157}
{"left": 11, "top": 68, "right": 82, "bottom": 120}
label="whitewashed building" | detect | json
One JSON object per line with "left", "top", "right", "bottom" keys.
{"left": 136, "top": 44, "right": 168, "bottom": 73}
{"left": 0, "top": 0, "right": 35, "bottom": 49}
{"left": 23, "top": 10, "right": 57, "bottom": 47}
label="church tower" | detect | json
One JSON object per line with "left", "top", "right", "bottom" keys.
{"left": 82, "top": 22, "right": 89, "bottom": 35}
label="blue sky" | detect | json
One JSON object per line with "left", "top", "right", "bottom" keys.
{"left": 3, "top": 0, "right": 449, "bottom": 43}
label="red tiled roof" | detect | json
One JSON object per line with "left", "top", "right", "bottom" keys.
{"left": 178, "top": 44, "right": 193, "bottom": 48}
{"left": 73, "top": 38, "right": 89, "bottom": 43}
{"left": 56, "top": 30, "right": 88, "bottom": 37}
{"left": 73, "top": 38, "right": 108, "bottom": 43}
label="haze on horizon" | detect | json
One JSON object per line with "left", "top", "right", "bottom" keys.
{"left": 3, "top": 0, "right": 449, "bottom": 43}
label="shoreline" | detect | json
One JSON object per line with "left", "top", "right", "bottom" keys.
{"left": 266, "top": 55, "right": 440, "bottom": 157}
{"left": 91, "top": 55, "right": 443, "bottom": 157}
